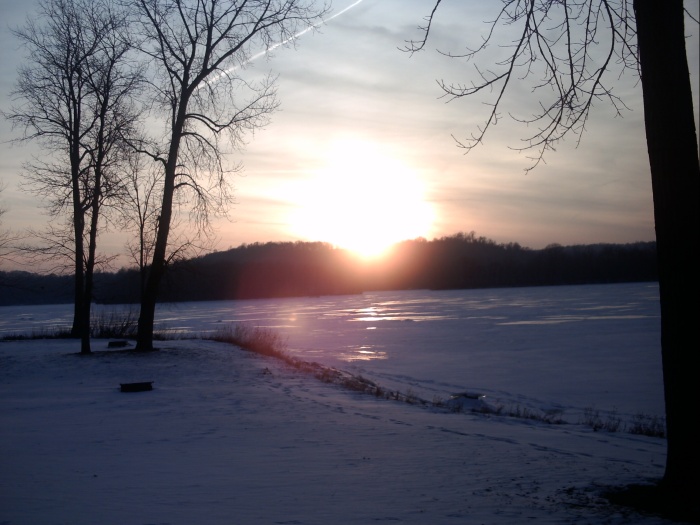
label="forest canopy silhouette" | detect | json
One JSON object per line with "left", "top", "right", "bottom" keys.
{"left": 1, "top": 233, "right": 657, "bottom": 305}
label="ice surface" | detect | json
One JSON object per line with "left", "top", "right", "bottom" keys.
{"left": 0, "top": 282, "right": 665, "bottom": 418}
{"left": 0, "top": 283, "right": 672, "bottom": 524}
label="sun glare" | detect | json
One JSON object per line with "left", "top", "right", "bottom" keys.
{"left": 289, "top": 140, "right": 434, "bottom": 259}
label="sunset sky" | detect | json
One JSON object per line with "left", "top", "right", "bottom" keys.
{"left": 1, "top": 0, "right": 698, "bottom": 266}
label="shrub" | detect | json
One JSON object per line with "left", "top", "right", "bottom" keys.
{"left": 90, "top": 309, "right": 138, "bottom": 339}
{"left": 209, "top": 323, "right": 289, "bottom": 361}
{"left": 581, "top": 407, "right": 622, "bottom": 432}
{"left": 2, "top": 309, "right": 139, "bottom": 341}
{"left": 1, "top": 327, "right": 72, "bottom": 341}
{"left": 628, "top": 413, "right": 666, "bottom": 438}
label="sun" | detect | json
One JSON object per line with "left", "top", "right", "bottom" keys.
{"left": 289, "top": 139, "right": 434, "bottom": 259}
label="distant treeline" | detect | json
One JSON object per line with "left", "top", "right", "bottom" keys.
{"left": 0, "top": 233, "right": 658, "bottom": 306}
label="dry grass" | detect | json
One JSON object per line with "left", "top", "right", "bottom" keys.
{"left": 208, "top": 324, "right": 667, "bottom": 437}
{"left": 208, "top": 323, "right": 430, "bottom": 406}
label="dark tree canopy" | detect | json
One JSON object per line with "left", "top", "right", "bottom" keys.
{"left": 0, "top": 236, "right": 659, "bottom": 305}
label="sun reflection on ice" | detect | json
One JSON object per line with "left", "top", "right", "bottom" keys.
{"left": 341, "top": 345, "right": 387, "bottom": 361}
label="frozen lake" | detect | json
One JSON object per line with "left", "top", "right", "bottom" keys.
{"left": 0, "top": 282, "right": 663, "bottom": 422}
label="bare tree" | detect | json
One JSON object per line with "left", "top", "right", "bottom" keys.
{"left": 130, "top": 0, "right": 330, "bottom": 350}
{"left": 79, "top": 3, "right": 143, "bottom": 352}
{"left": 406, "top": 0, "right": 699, "bottom": 507}
{"left": 7, "top": 0, "right": 141, "bottom": 353}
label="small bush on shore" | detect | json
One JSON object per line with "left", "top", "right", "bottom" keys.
{"left": 90, "top": 310, "right": 138, "bottom": 339}
{"left": 581, "top": 407, "right": 622, "bottom": 433}
{"left": 208, "top": 323, "right": 290, "bottom": 361}
{"left": 1, "top": 327, "right": 73, "bottom": 341}
{"left": 628, "top": 413, "right": 666, "bottom": 438}
{"left": 581, "top": 407, "right": 665, "bottom": 438}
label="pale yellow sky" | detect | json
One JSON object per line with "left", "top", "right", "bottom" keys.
{"left": 1, "top": 0, "right": 698, "bottom": 268}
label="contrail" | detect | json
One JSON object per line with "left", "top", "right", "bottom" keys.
{"left": 207, "top": 0, "right": 366, "bottom": 83}
{"left": 249, "top": 0, "right": 365, "bottom": 61}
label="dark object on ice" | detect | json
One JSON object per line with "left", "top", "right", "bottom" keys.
{"left": 108, "top": 340, "right": 130, "bottom": 348}
{"left": 120, "top": 381, "right": 153, "bottom": 392}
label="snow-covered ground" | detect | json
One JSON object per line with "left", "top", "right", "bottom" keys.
{"left": 0, "top": 283, "right": 677, "bottom": 524}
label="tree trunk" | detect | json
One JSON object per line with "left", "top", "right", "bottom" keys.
{"left": 70, "top": 140, "right": 87, "bottom": 352}
{"left": 634, "top": 0, "right": 700, "bottom": 492}
{"left": 71, "top": 224, "right": 85, "bottom": 340}
{"left": 72, "top": 191, "right": 90, "bottom": 353}
{"left": 135, "top": 150, "right": 178, "bottom": 351}
{"left": 135, "top": 83, "right": 190, "bottom": 351}
{"left": 82, "top": 177, "right": 102, "bottom": 355}
{"left": 135, "top": 199, "right": 170, "bottom": 351}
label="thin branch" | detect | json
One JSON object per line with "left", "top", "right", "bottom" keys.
{"left": 407, "top": 0, "right": 639, "bottom": 170}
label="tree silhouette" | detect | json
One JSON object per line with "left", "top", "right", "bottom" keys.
{"left": 128, "top": 0, "right": 329, "bottom": 351}
{"left": 406, "top": 0, "right": 699, "bottom": 507}
{"left": 7, "top": 0, "right": 141, "bottom": 353}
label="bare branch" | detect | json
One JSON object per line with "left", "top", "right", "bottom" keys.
{"left": 400, "top": 0, "right": 444, "bottom": 54}
{"left": 128, "top": 0, "right": 330, "bottom": 348}
{"left": 407, "top": 0, "right": 638, "bottom": 170}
